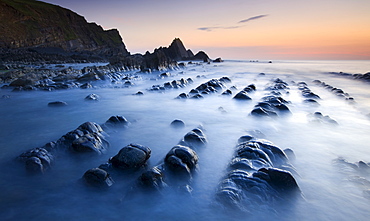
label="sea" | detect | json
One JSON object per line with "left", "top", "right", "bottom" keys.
{"left": 0, "top": 60, "right": 369, "bottom": 221}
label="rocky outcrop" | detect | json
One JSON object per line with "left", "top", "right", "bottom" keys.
{"left": 216, "top": 135, "right": 300, "bottom": 210}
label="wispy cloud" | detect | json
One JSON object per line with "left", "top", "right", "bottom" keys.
{"left": 197, "top": 26, "right": 241, "bottom": 32}
{"left": 238, "top": 14, "right": 269, "bottom": 23}
{"left": 198, "top": 14, "right": 269, "bottom": 32}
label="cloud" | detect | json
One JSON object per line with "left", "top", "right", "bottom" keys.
{"left": 198, "top": 14, "right": 269, "bottom": 31}
{"left": 198, "top": 26, "right": 241, "bottom": 31}
{"left": 238, "top": 14, "right": 269, "bottom": 23}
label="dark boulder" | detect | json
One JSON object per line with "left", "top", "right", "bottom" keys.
{"left": 233, "top": 91, "right": 252, "bottom": 100}
{"left": 138, "top": 167, "right": 167, "bottom": 190}
{"left": 164, "top": 145, "right": 199, "bottom": 180}
{"left": 213, "top": 58, "right": 223, "bottom": 62}
{"left": 18, "top": 148, "right": 54, "bottom": 174}
{"left": 170, "top": 119, "right": 186, "bottom": 128}
{"left": 110, "top": 144, "right": 151, "bottom": 170}
{"left": 105, "top": 115, "right": 130, "bottom": 127}
{"left": 176, "top": 93, "right": 189, "bottom": 99}
{"left": 71, "top": 133, "right": 107, "bottom": 154}
{"left": 182, "top": 128, "right": 207, "bottom": 147}
{"left": 222, "top": 89, "right": 232, "bottom": 95}
{"left": 256, "top": 168, "right": 300, "bottom": 193}
{"left": 48, "top": 101, "right": 68, "bottom": 107}
{"left": 83, "top": 168, "right": 114, "bottom": 188}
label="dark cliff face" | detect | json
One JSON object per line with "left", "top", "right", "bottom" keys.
{"left": 0, "top": 0, "right": 129, "bottom": 57}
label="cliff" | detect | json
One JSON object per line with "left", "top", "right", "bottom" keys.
{"left": 0, "top": 0, "right": 211, "bottom": 69}
{"left": 0, "top": 0, "right": 129, "bottom": 57}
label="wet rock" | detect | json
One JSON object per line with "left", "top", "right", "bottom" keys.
{"left": 138, "top": 167, "right": 167, "bottom": 190}
{"left": 134, "top": 91, "right": 144, "bottom": 95}
{"left": 190, "top": 94, "right": 203, "bottom": 99}
{"left": 9, "top": 78, "right": 35, "bottom": 87}
{"left": 171, "top": 119, "right": 185, "bottom": 128}
{"left": 164, "top": 145, "right": 199, "bottom": 180}
{"left": 308, "top": 112, "right": 338, "bottom": 125}
{"left": 213, "top": 58, "right": 223, "bottom": 62}
{"left": 219, "top": 76, "right": 232, "bottom": 83}
{"left": 256, "top": 168, "right": 299, "bottom": 192}
{"left": 48, "top": 101, "right": 68, "bottom": 107}
{"left": 104, "top": 115, "right": 130, "bottom": 128}
{"left": 251, "top": 107, "right": 278, "bottom": 117}
{"left": 176, "top": 93, "right": 189, "bottom": 99}
{"left": 18, "top": 148, "right": 54, "bottom": 174}
{"left": 77, "top": 72, "right": 101, "bottom": 82}
{"left": 233, "top": 91, "right": 252, "bottom": 100}
{"left": 222, "top": 89, "right": 232, "bottom": 95}
{"left": 304, "top": 98, "right": 320, "bottom": 105}
{"left": 110, "top": 144, "right": 151, "bottom": 170}
{"left": 71, "top": 133, "right": 107, "bottom": 154}
{"left": 159, "top": 72, "right": 171, "bottom": 78}
{"left": 80, "top": 82, "right": 93, "bottom": 89}
{"left": 83, "top": 168, "right": 114, "bottom": 188}
{"left": 243, "top": 84, "right": 256, "bottom": 92}
{"left": 182, "top": 128, "right": 207, "bottom": 147}
{"left": 216, "top": 136, "right": 300, "bottom": 210}
{"left": 85, "top": 93, "right": 100, "bottom": 101}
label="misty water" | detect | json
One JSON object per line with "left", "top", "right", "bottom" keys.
{"left": 0, "top": 60, "right": 369, "bottom": 220}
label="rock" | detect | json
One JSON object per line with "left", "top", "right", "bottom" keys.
{"left": 134, "top": 91, "right": 144, "bottom": 95}
{"left": 78, "top": 72, "right": 101, "bottom": 82}
{"left": 83, "top": 168, "right": 114, "bottom": 188}
{"left": 78, "top": 122, "right": 104, "bottom": 134}
{"left": 221, "top": 89, "right": 232, "bottom": 95}
{"left": 182, "top": 128, "right": 207, "bottom": 147}
{"left": 164, "top": 145, "right": 199, "bottom": 180}
{"left": 18, "top": 148, "right": 54, "bottom": 174}
{"left": 48, "top": 101, "right": 68, "bottom": 107}
{"left": 219, "top": 76, "right": 232, "bottom": 83}
{"left": 233, "top": 91, "right": 252, "bottom": 100}
{"left": 216, "top": 136, "right": 300, "bottom": 210}
{"left": 138, "top": 167, "right": 167, "bottom": 190}
{"left": 176, "top": 93, "right": 189, "bottom": 99}
{"left": 190, "top": 94, "right": 203, "bottom": 99}
{"left": 110, "top": 144, "right": 151, "bottom": 170}
{"left": 213, "top": 58, "right": 223, "bottom": 62}
{"left": 283, "top": 148, "right": 296, "bottom": 162}
{"left": 85, "top": 93, "right": 100, "bottom": 101}
{"left": 256, "top": 168, "right": 300, "bottom": 192}
{"left": 80, "top": 83, "right": 93, "bottom": 89}
{"left": 9, "top": 78, "right": 35, "bottom": 87}
{"left": 160, "top": 72, "right": 171, "bottom": 78}
{"left": 192, "top": 51, "right": 210, "bottom": 62}
{"left": 71, "top": 133, "right": 107, "bottom": 154}
{"left": 105, "top": 115, "right": 129, "bottom": 126}
{"left": 170, "top": 119, "right": 185, "bottom": 128}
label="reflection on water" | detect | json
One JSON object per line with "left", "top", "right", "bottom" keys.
{"left": 0, "top": 60, "right": 370, "bottom": 220}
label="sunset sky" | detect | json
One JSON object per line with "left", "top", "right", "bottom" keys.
{"left": 43, "top": 0, "right": 370, "bottom": 60}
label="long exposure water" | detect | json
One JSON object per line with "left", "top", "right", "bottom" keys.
{"left": 0, "top": 60, "right": 369, "bottom": 220}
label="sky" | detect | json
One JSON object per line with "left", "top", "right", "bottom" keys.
{"left": 42, "top": 0, "right": 370, "bottom": 60}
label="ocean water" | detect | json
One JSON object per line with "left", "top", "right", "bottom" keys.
{"left": 0, "top": 60, "right": 369, "bottom": 221}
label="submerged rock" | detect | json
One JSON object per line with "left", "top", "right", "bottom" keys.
{"left": 83, "top": 168, "right": 114, "bottom": 188}
{"left": 85, "top": 93, "right": 100, "bottom": 101}
{"left": 48, "top": 101, "right": 68, "bottom": 107}
{"left": 164, "top": 145, "right": 199, "bottom": 180}
{"left": 110, "top": 143, "right": 151, "bottom": 170}
{"left": 216, "top": 135, "right": 300, "bottom": 210}
{"left": 233, "top": 91, "right": 252, "bottom": 100}
{"left": 18, "top": 148, "right": 54, "bottom": 174}
{"left": 170, "top": 119, "right": 186, "bottom": 128}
